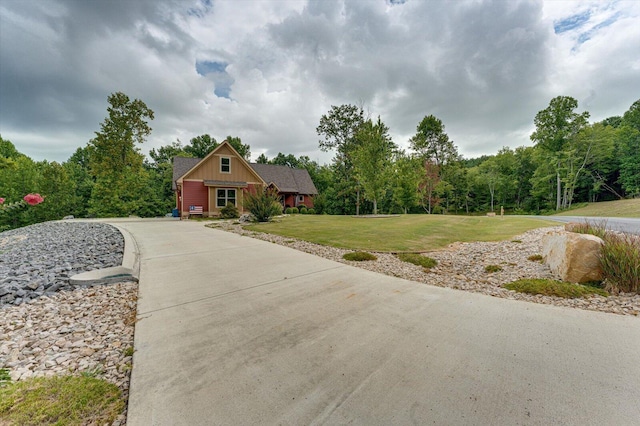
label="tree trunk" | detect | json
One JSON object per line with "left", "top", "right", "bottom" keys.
{"left": 556, "top": 171, "right": 561, "bottom": 211}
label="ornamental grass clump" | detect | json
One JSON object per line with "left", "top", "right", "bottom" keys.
{"left": 599, "top": 233, "right": 640, "bottom": 294}
{"left": 343, "top": 251, "right": 377, "bottom": 261}
{"left": 572, "top": 222, "right": 640, "bottom": 294}
{"left": 570, "top": 220, "right": 608, "bottom": 239}
{"left": 242, "top": 188, "right": 282, "bottom": 222}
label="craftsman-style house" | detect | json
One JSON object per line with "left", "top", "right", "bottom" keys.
{"left": 172, "top": 141, "right": 318, "bottom": 218}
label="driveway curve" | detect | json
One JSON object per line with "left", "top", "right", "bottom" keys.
{"left": 544, "top": 216, "right": 640, "bottom": 235}
{"left": 113, "top": 219, "right": 640, "bottom": 426}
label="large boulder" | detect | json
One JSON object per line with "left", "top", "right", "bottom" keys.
{"left": 541, "top": 231, "right": 604, "bottom": 283}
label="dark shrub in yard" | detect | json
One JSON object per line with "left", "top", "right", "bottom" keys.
{"left": 220, "top": 202, "right": 239, "bottom": 219}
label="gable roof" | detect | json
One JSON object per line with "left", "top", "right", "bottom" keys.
{"left": 172, "top": 153, "right": 318, "bottom": 195}
{"left": 173, "top": 141, "right": 265, "bottom": 189}
{"left": 249, "top": 163, "right": 318, "bottom": 195}
{"left": 172, "top": 157, "right": 200, "bottom": 190}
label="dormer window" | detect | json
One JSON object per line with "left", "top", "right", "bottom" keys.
{"left": 220, "top": 157, "right": 230, "bottom": 173}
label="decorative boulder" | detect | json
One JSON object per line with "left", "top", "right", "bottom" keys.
{"left": 541, "top": 231, "right": 604, "bottom": 283}
{"left": 238, "top": 213, "right": 254, "bottom": 223}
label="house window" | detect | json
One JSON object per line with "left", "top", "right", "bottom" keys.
{"left": 220, "top": 157, "right": 231, "bottom": 173}
{"left": 298, "top": 195, "right": 305, "bottom": 203}
{"left": 216, "top": 189, "right": 236, "bottom": 208}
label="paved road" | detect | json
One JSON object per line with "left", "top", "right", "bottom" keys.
{"left": 542, "top": 216, "right": 640, "bottom": 235}
{"left": 114, "top": 219, "right": 640, "bottom": 425}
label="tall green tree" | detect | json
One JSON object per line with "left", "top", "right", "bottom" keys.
{"left": 410, "top": 115, "right": 459, "bottom": 167}
{"left": 225, "top": 135, "right": 251, "bottom": 160}
{"left": 317, "top": 104, "right": 366, "bottom": 215}
{"left": 352, "top": 117, "right": 396, "bottom": 215}
{"left": 88, "top": 91, "right": 155, "bottom": 217}
{"left": 530, "top": 96, "right": 590, "bottom": 210}
{"left": 617, "top": 127, "right": 640, "bottom": 197}
{"left": 184, "top": 134, "right": 217, "bottom": 158}
{"left": 149, "top": 140, "right": 187, "bottom": 164}
{"left": 410, "top": 115, "right": 460, "bottom": 213}
{"left": 392, "top": 153, "right": 421, "bottom": 214}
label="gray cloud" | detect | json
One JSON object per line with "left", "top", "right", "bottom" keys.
{"left": 1, "top": 0, "right": 638, "bottom": 164}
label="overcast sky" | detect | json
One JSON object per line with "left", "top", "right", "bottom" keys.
{"left": 1, "top": 0, "right": 639, "bottom": 165}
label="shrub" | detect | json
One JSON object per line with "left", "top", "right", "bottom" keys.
{"left": 243, "top": 188, "right": 282, "bottom": 222}
{"left": 504, "top": 279, "right": 608, "bottom": 298}
{"left": 220, "top": 202, "right": 239, "bottom": 219}
{"left": 396, "top": 253, "right": 437, "bottom": 269}
{"left": 484, "top": 264, "right": 503, "bottom": 273}
{"left": 285, "top": 207, "right": 293, "bottom": 214}
{"left": 600, "top": 233, "right": 640, "bottom": 294}
{"left": 290, "top": 207, "right": 299, "bottom": 214}
{"left": 572, "top": 222, "right": 640, "bottom": 294}
{"left": 299, "top": 207, "right": 308, "bottom": 214}
{"left": 343, "top": 251, "right": 377, "bottom": 261}
{"left": 307, "top": 208, "right": 315, "bottom": 214}
{"left": 298, "top": 204, "right": 306, "bottom": 210}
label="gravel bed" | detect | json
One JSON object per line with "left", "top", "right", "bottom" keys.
{"left": 0, "top": 221, "right": 133, "bottom": 425}
{"left": 0, "top": 221, "right": 124, "bottom": 306}
{"left": 211, "top": 221, "right": 640, "bottom": 316}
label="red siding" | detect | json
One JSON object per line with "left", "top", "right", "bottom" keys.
{"left": 183, "top": 181, "right": 208, "bottom": 213}
{"left": 302, "top": 195, "right": 314, "bottom": 208}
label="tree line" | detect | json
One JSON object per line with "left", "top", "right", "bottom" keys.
{"left": 312, "top": 96, "right": 640, "bottom": 216}
{"left": 1, "top": 92, "right": 638, "bottom": 230}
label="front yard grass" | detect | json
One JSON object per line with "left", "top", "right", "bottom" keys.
{"left": 246, "top": 214, "right": 558, "bottom": 252}
{"left": 0, "top": 376, "right": 124, "bottom": 425}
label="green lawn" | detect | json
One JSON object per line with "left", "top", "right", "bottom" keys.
{"left": 246, "top": 214, "right": 558, "bottom": 252}
{"left": 554, "top": 199, "right": 640, "bottom": 218}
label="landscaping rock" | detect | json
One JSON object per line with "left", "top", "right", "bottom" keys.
{"left": 239, "top": 213, "right": 254, "bottom": 223}
{"left": 542, "top": 230, "right": 604, "bottom": 283}
{"left": 0, "top": 221, "right": 124, "bottom": 306}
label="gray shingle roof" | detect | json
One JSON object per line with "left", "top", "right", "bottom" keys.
{"left": 173, "top": 156, "right": 318, "bottom": 195}
{"left": 172, "top": 156, "right": 200, "bottom": 190}
{"left": 249, "top": 163, "right": 318, "bottom": 195}
{"left": 171, "top": 157, "right": 318, "bottom": 195}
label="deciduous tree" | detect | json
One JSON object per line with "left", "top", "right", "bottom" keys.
{"left": 352, "top": 117, "right": 396, "bottom": 215}
{"left": 88, "top": 92, "right": 155, "bottom": 217}
{"left": 530, "top": 96, "right": 590, "bottom": 210}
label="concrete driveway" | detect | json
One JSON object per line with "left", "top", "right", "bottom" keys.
{"left": 113, "top": 219, "right": 640, "bottom": 425}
